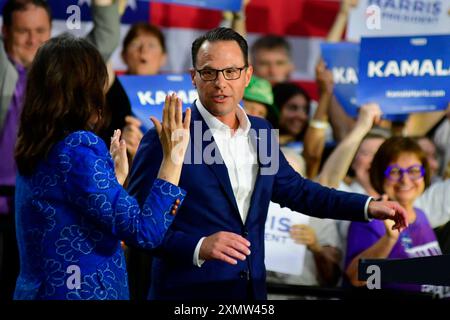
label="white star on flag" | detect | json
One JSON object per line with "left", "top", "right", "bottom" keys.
{"left": 77, "top": 0, "right": 91, "bottom": 6}
{"left": 78, "top": 0, "right": 137, "bottom": 11}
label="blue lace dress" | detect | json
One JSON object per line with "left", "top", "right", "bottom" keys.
{"left": 14, "top": 131, "right": 186, "bottom": 300}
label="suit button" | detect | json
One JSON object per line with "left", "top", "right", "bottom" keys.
{"left": 239, "top": 270, "right": 249, "bottom": 280}
{"left": 242, "top": 228, "right": 249, "bottom": 237}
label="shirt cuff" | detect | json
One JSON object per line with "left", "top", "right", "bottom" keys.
{"left": 193, "top": 237, "right": 206, "bottom": 267}
{"left": 364, "top": 197, "right": 374, "bottom": 221}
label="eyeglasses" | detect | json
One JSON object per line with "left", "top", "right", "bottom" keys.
{"left": 195, "top": 66, "right": 247, "bottom": 81}
{"left": 384, "top": 164, "right": 425, "bottom": 182}
{"left": 127, "top": 40, "right": 162, "bottom": 51}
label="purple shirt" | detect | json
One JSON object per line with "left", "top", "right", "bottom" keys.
{"left": 0, "top": 59, "right": 27, "bottom": 214}
{"left": 345, "top": 208, "right": 449, "bottom": 297}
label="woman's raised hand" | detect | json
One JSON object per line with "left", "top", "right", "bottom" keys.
{"left": 151, "top": 93, "right": 191, "bottom": 186}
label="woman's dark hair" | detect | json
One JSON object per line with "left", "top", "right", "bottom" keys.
{"left": 15, "top": 34, "right": 108, "bottom": 176}
{"left": 271, "top": 82, "right": 311, "bottom": 140}
{"left": 191, "top": 27, "right": 248, "bottom": 68}
{"left": 122, "top": 22, "right": 166, "bottom": 53}
{"left": 369, "top": 136, "right": 431, "bottom": 195}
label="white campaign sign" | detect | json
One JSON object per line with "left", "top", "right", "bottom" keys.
{"left": 347, "top": 0, "right": 450, "bottom": 41}
{"left": 264, "top": 202, "right": 310, "bottom": 276}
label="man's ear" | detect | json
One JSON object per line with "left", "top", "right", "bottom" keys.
{"left": 245, "top": 65, "right": 253, "bottom": 87}
{"left": 190, "top": 68, "right": 197, "bottom": 87}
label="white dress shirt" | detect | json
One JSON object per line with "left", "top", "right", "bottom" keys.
{"left": 192, "top": 100, "right": 373, "bottom": 267}
{"left": 193, "top": 100, "right": 258, "bottom": 266}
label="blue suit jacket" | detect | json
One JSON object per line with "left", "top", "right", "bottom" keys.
{"left": 127, "top": 104, "right": 369, "bottom": 300}
{"left": 14, "top": 131, "right": 185, "bottom": 300}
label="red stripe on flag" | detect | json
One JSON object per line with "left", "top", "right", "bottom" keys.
{"left": 292, "top": 80, "right": 319, "bottom": 102}
{"left": 246, "top": 0, "right": 339, "bottom": 36}
{"left": 150, "top": 3, "right": 222, "bottom": 30}
{"left": 150, "top": 0, "right": 339, "bottom": 37}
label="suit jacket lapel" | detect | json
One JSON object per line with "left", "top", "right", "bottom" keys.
{"left": 189, "top": 104, "right": 241, "bottom": 219}
{"left": 245, "top": 117, "right": 272, "bottom": 226}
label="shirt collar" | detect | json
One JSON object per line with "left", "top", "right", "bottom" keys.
{"left": 8, "top": 55, "right": 27, "bottom": 76}
{"left": 195, "top": 99, "right": 251, "bottom": 136}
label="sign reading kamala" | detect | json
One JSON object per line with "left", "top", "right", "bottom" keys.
{"left": 321, "top": 42, "right": 360, "bottom": 117}
{"left": 146, "top": 0, "right": 242, "bottom": 11}
{"left": 118, "top": 74, "right": 197, "bottom": 131}
{"left": 264, "top": 202, "right": 309, "bottom": 276}
{"left": 321, "top": 42, "right": 408, "bottom": 122}
{"left": 358, "top": 34, "right": 450, "bottom": 114}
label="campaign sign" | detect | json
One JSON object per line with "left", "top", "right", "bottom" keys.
{"left": 46, "top": 0, "right": 149, "bottom": 24}
{"left": 118, "top": 74, "right": 197, "bottom": 131}
{"left": 347, "top": 0, "right": 450, "bottom": 42}
{"left": 321, "top": 42, "right": 360, "bottom": 117}
{"left": 358, "top": 34, "right": 450, "bottom": 114}
{"left": 147, "top": 0, "right": 242, "bottom": 11}
{"left": 264, "top": 202, "right": 309, "bottom": 276}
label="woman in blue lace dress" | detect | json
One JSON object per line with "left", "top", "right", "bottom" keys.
{"left": 13, "top": 34, "right": 191, "bottom": 300}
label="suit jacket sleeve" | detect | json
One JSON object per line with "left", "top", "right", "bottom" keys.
{"left": 271, "top": 136, "right": 369, "bottom": 222}
{"left": 59, "top": 131, "right": 186, "bottom": 249}
{"left": 127, "top": 128, "right": 202, "bottom": 265}
{"left": 0, "top": 36, "right": 18, "bottom": 132}
{"left": 85, "top": 2, "right": 120, "bottom": 62}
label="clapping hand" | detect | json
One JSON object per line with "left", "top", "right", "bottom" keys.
{"left": 110, "top": 129, "right": 128, "bottom": 186}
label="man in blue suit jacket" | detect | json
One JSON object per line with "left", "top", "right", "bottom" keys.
{"left": 127, "top": 27, "right": 408, "bottom": 300}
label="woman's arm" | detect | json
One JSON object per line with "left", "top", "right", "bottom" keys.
{"left": 317, "top": 103, "right": 381, "bottom": 187}
{"left": 221, "top": 0, "right": 250, "bottom": 38}
{"left": 85, "top": 0, "right": 120, "bottom": 62}
{"left": 63, "top": 94, "right": 191, "bottom": 249}
{"left": 290, "top": 224, "right": 342, "bottom": 286}
{"left": 323, "top": 0, "right": 360, "bottom": 140}
{"left": 345, "top": 220, "right": 399, "bottom": 287}
{"left": 405, "top": 111, "right": 446, "bottom": 137}
{"left": 327, "top": 0, "right": 359, "bottom": 42}
{"left": 303, "top": 60, "right": 333, "bottom": 179}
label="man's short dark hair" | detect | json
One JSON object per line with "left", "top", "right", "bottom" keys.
{"left": 191, "top": 27, "right": 248, "bottom": 68}
{"left": 251, "top": 35, "right": 292, "bottom": 58}
{"left": 1, "top": 0, "right": 52, "bottom": 28}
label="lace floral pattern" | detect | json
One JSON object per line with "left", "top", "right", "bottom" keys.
{"left": 14, "top": 131, "right": 185, "bottom": 300}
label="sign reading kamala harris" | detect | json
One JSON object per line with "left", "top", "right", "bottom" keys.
{"left": 321, "top": 42, "right": 360, "bottom": 117}
{"left": 264, "top": 202, "right": 309, "bottom": 276}
{"left": 145, "top": 0, "right": 243, "bottom": 11}
{"left": 357, "top": 35, "right": 450, "bottom": 114}
{"left": 347, "top": 0, "right": 450, "bottom": 42}
{"left": 118, "top": 74, "right": 197, "bottom": 131}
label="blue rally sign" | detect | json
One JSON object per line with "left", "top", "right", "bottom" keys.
{"left": 147, "top": 0, "right": 242, "bottom": 11}
{"left": 358, "top": 34, "right": 450, "bottom": 114}
{"left": 118, "top": 74, "right": 197, "bottom": 132}
{"left": 45, "top": 0, "right": 149, "bottom": 24}
{"left": 321, "top": 42, "right": 360, "bottom": 117}
{"left": 321, "top": 42, "right": 408, "bottom": 122}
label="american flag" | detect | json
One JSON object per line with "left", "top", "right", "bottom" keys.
{"left": 1, "top": 0, "right": 344, "bottom": 99}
